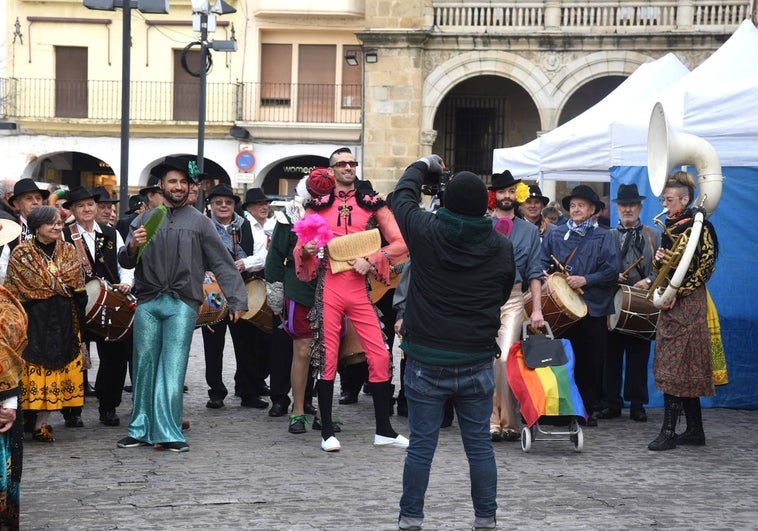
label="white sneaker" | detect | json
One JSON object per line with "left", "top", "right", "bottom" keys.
{"left": 374, "top": 433, "right": 409, "bottom": 448}
{"left": 321, "top": 436, "right": 341, "bottom": 452}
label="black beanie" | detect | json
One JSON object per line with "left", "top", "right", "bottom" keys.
{"left": 444, "top": 171, "right": 488, "bottom": 216}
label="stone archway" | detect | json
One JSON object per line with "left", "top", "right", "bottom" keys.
{"left": 420, "top": 50, "right": 551, "bottom": 148}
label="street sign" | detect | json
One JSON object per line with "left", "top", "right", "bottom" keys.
{"left": 235, "top": 150, "right": 255, "bottom": 172}
{"left": 236, "top": 173, "right": 256, "bottom": 184}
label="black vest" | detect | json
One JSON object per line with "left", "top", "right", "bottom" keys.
{"left": 63, "top": 224, "right": 121, "bottom": 284}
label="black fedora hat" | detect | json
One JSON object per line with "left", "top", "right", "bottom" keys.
{"left": 139, "top": 175, "right": 161, "bottom": 196}
{"left": 526, "top": 185, "right": 550, "bottom": 206}
{"left": 561, "top": 185, "right": 605, "bottom": 214}
{"left": 150, "top": 156, "right": 199, "bottom": 182}
{"left": 241, "top": 188, "right": 272, "bottom": 208}
{"left": 612, "top": 183, "right": 646, "bottom": 203}
{"left": 207, "top": 183, "right": 240, "bottom": 204}
{"left": 488, "top": 170, "right": 521, "bottom": 191}
{"left": 8, "top": 178, "right": 50, "bottom": 206}
{"left": 125, "top": 194, "right": 146, "bottom": 214}
{"left": 63, "top": 185, "right": 100, "bottom": 209}
{"left": 90, "top": 186, "right": 119, "bottom": 204}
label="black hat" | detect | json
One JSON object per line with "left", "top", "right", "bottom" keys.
{"left": 90, "top": 186, "right": 119, "bottom": 204}
{"left": 444, "top": 171, "right": 488, "bottom": 217}
{"left": 561, "top": 185, "right": 605, "bottom": 214}
{"left": 241, "top": 188, "right": 272, "bottom": 208}
{"left": 139, "top": 175, "right": 161, "bottom": 196}
{"left": 207, "top": 183, "right": 240, "bottom": 204}
{"left": 125, "top": 194, "right": 146, "bottom": 214}
{"left": 150, "top": 156, "right": 199, "bottom": 182}
{"left": 526, "top": 185, "right": 549, "bottom": 206}
{"left": 488, "top": 170, "right": 521, "bottom": 191}
{"left": 8, "top": 178, "right": 50, "bottom": 206}
{"left": 63, "top": 185, "right": 100, "bottom": 209}
{"left": 612, "top": 183, "right": 646, "bottom": 204}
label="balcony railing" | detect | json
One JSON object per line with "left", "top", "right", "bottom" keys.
{"left": 432, "top": 0, "right": 750, "bottom": 32}
{"left": 0, "top": 78, "right": 362, "bottom": 125}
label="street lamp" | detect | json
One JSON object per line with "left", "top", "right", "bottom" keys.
{"left": 343, "top": 47, "right": 378, "bottom": 174}
{"left": 84, "top": 0, "right": 170, "bottom": 216}
{"left": 189, "top": 0, "right": 236, "bottom": 207}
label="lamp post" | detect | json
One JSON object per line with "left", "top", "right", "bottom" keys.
{"left": 84, "top": 0, "right": 169, "bottom": 216}
{"left": 343, "top": 48, "right": 377, "bottom": 173}
{"left": 189, "top": 0, "right": 236, "bottom": 207}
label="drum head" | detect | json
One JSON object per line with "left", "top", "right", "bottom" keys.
{"left": 608, "top": 286, "right": 625, "bottom": 329}
{"left": 547, "top": 274, "right": 587, "bottom": 319}
{"left": 85, "top": 279, "right": 103, "bottom": 314}
{"left": 242, "top": 279, "right": 266, "bottom": 320}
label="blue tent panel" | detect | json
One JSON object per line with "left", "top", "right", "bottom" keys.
{"left": 610, "top": 166, "right": 758, "bottom": 409}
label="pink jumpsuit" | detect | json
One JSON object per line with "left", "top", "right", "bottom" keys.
{"left": 295, "top": 190, "right": 407, "bottom": 383}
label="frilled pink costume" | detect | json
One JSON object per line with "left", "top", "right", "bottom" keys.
{"left": 294, "top": 189, "right": 407, "bottom": 382}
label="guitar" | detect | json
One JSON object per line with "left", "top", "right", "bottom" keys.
{"left": 368, "top": 259, "right": 407, "bottom": 303}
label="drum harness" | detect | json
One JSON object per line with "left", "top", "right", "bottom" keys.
{"left": 70, "top": 224, "right": 118, "bottom": 284}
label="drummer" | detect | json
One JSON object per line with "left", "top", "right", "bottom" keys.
{"left": 200, "top": 183, "right": 268, "bottom": 410}
{"left": 61, "top": 185, "right": 134, "bottom": 428}
{"left": 597, "top": 184, "right": 661, "bottom": 423}
{"left": 540, "top": 185, "right": 620, "bottom": 426}
{"left": 488, "top": 171, "right": 544, "bottom": 442}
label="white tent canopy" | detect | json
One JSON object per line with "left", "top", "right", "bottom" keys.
{"left": 610, "top": 19, "right": 758, "bottom": 167}
{"left": 492, "top": 53, "right": 689, "bottom": 181}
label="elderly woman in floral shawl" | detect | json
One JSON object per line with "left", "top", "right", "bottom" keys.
{"left": 5, "top": 206, "right": 87, "bottom": 444}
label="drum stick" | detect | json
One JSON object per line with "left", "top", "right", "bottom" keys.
{"left": 621, "top": 255, "right": 644, "bottom": 277}
{"left": 550, "top": 255, "right": 583, "bottom": 295}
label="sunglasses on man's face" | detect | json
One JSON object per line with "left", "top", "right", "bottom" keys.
{"left": 331, "top": 161, "right": 359, "bottom": 169}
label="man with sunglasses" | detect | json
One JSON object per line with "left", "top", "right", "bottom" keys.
{"left": 295, "top": 147, "right": 408, "bottom": 452}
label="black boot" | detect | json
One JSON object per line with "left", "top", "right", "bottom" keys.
{"left": 370, "top": 380, "right": 398, "bottom": 438}
{"left": 678, "top": 397, "right": 706, "bottom": 446}
{"left": 648, "top": 393, "right": 680, "bottom": 451}
{"left": 316, "top": 379, "right": 336, "bottom": 441}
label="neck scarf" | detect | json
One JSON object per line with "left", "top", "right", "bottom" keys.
{"left": 617, "top": 222, "right": 644, "bottom": 257}
{"left": 212, "top": 212, "right": 247, "bottom": 260}
{"left": 566, "top": 218, "right": 594, "bottom": 238}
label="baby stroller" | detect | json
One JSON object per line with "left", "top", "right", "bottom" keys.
{"left": 506, "top": 323, "right": 586, "bottom": 452}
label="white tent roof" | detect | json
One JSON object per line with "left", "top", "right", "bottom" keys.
{"left": 682, "top": 73, "right": 758, "bottom": 167}
{"left": 610, "top": 19, "right": 758, "bottom": 167}
{"left": 492, "top": 53, "right": 689, "bottom": 180}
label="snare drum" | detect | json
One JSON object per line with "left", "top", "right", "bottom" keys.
{"left": 523, "top": 274, "right": 587, "bottom": 336}
{"left": 608, "top": 285, "right": 660, "bottom": 340}
{"left": 196, "top": 272, "right": 229, "bottom": 328}
{"left": 84, "top": 278, "right": 136, "bottom": 341}
{"left": 338, "top": 318, "right": 367, "bottom": 367}
{"left": 241, "top": 278, "right": 273, "bottom": 333}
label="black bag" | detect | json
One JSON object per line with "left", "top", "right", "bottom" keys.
{"left": 521, "top": 322, "right": 567, "bottom": 368}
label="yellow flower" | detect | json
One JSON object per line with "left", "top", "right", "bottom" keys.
{"left": 515, "top": 182, "right": 530, "bottom": 204}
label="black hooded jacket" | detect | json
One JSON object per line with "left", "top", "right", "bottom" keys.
{"left": 392, "top": 162, "right": 515, "bottom": 364}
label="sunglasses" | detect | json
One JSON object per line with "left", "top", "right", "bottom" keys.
{"left": 331, "top": 161, "right": 359, "bottom": 169}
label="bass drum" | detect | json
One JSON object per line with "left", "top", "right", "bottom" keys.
{"left": 84, "top": 278, "right": 136, "bottom": 341}
{"left": 524, "top": 274, "right": 587, "bottom": 336}
{"left": 608, "top": 285, "right": 660, "bottom": 340}
{"left": 241, "top": 278, "right": 273, "bottom": 333}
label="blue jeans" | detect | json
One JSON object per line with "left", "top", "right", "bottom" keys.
{"left": 399, "top": 357, "right": 497, "bottom": 523}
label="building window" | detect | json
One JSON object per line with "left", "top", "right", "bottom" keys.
{"left": 55, "top": 46, "right": 88, "bottom": 118}
{"left": 341, "top": 45, "right": 361, "bottom": 108}
{"left": 173, "top": 49, "right": 201, "bottom": 121}
{"left": 297, "top": 45, "right": 336, "bottom": 122}
{"left": 261, "top": 44, "right": 293, "bottom": 106}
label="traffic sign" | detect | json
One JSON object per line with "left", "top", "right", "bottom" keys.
{"left": 235, "top": 150, "right": 256, "bottom": 172}
{"left": 236, "top": 173, "right": 256, "bottom": 184}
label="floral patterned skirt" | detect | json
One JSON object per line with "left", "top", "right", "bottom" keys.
{"left": 22, "top": 354, "right": 85, "bottom": 411}
{"left": 653, "top": 285, "right": 715, "bottom": 398}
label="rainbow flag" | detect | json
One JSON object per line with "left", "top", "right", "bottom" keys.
{"left": 506, "top": 339, "right": 587, "bottom": 428}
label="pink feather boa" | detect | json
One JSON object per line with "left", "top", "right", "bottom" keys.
{"left": 292, "top": 214, "right": 334, "bottom": 247}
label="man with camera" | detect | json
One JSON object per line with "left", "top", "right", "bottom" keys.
{"left": 392, "top": 156, "right": 515, "bottom": 531}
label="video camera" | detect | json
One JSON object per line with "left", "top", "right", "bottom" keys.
{"left": 421, "top": 169, "right": 453, "bottom": 197}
